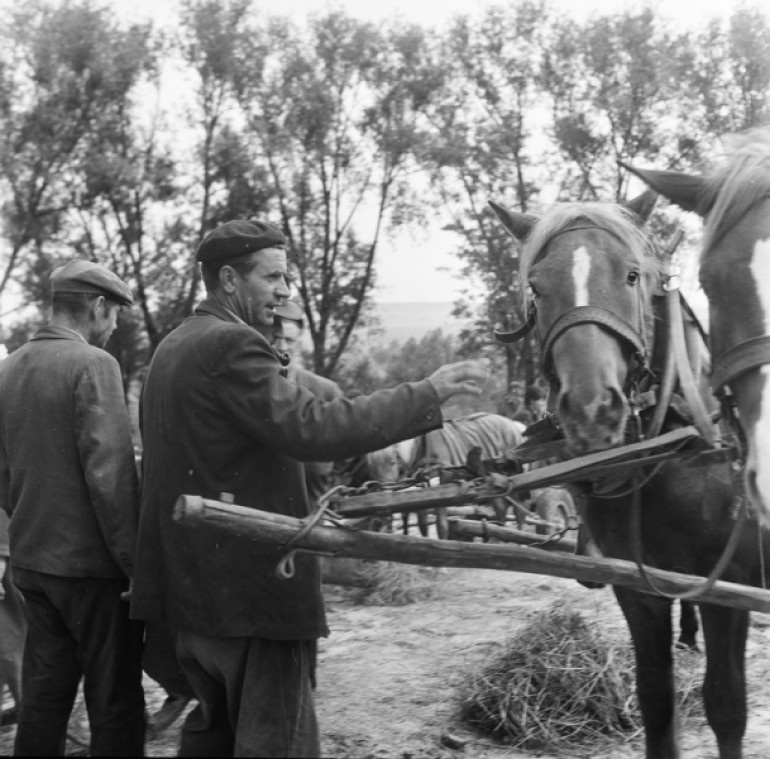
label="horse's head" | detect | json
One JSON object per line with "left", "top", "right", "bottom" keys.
{"left": 626, "top": 131, "right": 770, "bottom": 527}
{"left": 490, "top": 192, "right": 659, "bottom": 456}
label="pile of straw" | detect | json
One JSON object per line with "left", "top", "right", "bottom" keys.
{"left": 458, "top": 605, "right": 703, "bottom": 753}
{"left": 349, "top": 561, "right": 439, "bottom": 606}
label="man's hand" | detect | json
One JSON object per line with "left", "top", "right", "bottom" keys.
{"left": 427, "top": 361, "right": 489, "bottom": 403}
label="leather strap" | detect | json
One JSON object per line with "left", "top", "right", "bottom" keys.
{"left": 711, "top": 335, "right": 770, "bottom": 391}
{"left": 666, "top": 289, "right": 717, "bottom": 445}
{"left": 494, "top": 309, "right": 536, "bottom": 344}
{"left": 540, "top": 305, "right": 647, "bottom": 380}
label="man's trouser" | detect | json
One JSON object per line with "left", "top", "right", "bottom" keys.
{"left": 175, "top": 629, "right": 320, "bottom": 758}
{"left": 12, "top": 568, "right": 145, "bottom": 756}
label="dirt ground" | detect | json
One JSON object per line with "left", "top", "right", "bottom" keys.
{"left": 2, "top": 564, "right": 770, "bottom": 758}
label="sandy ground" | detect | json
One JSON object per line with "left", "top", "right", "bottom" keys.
{"left": 1, "top": 564, "right": 770, "bottom": 757}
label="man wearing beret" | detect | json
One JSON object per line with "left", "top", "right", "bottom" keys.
{"left": 0, "top": 260, "right": 145, "bottom": 755}
{"left": 269, "top": 298, "right": 345, "bottom": 507}
{"left": 132, "top": 219, "right": 487, "bottom": 757}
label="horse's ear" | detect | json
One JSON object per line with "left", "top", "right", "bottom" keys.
{"left": 624, "top": 189, "right": 658, "bottom": 223}
{"left": 488, "top": 200, "right": 537, "bottom": 241}
{"left": 621, "top": 162, "right": 707, "bottom": 216}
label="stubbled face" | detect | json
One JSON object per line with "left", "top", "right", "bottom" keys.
{"left": 231, "top": 247, "right": 291, "bottom": 328}
{"left": 530, "top": 232, "right": 645, "bottom": 455}
{"left": 701, "top": 206, "right": 770, "bottom": 528}
{"left": 89, "top": 299, "right": 121, "bottom": 348}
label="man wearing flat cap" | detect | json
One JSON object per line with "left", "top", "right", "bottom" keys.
{"left": 0, "top": 259, "right": 145, "bottom": 755}
{"left": 132, "top": 219, "right": 488, "bottom": 757}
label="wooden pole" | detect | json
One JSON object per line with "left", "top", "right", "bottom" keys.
{"left": 447, "top": 518, "right": 578, "bottom": 553}
{"left": 174, "top": 495, "right": 770, "bottom": 614}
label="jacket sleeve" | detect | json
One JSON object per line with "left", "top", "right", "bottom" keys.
{"left": 0, "top": 434, "right": 8, "bottom": 520}
{"left": 75, "top": 354, "right": 140, "bottom": 577}
{"left": 213, "top": 325, "right": 443, "bottom": 462}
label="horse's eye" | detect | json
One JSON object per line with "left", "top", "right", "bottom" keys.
{"left": 627, "top": 271, "right": 640, "bottom": 286}
{"left": 527, "top": 282, "right": 539, "bottom": 298}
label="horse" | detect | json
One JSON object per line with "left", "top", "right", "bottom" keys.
{"left": 360, "top": 413, "right": 524, "bottom": 538}
{"left": 623, "top": 130, "right": 770, "bottom": 530}
{"left": 489, "top": 192, "right": 769, "bottom": 759}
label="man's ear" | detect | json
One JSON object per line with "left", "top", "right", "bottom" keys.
{"left": 219, "top": 265, "right": 238, "bottom": 294}
{"left": 89, "top": 294, "right": 106, "bottom": 319}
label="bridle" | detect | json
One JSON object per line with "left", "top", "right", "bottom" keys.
{"left": 496, "top": 220, "right": 748, "bottom": 601}
{"left": 495, "top": 223, "right": 650, "bottom": 397}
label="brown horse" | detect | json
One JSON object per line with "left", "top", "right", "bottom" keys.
{"left": 490, "top": 193, "right": 768, "bottom": 759}
{"left": 624, "top": 129, "right": 770, "bottom": 530}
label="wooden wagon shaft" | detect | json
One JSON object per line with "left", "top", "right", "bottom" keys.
{"left": 334, "top": 425, "right": 711, "bottom": 518}
{"left": 174, "top": 495, "right": 770, "bottom": 614}
{"left": 447, "top": 518, "right": 578, "bottom": 553}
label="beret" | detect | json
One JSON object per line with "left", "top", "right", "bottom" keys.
{"left": 275, "top": 299, "right": 304, "bottom": 324}
{"left": 196, "top": 219, "right": 285, "bottom": 263}
{"left": 50, "top": 260, "right": 134, "bottom": 307}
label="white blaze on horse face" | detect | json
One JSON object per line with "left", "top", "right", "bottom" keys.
{"left": 571, "top": 246, "right": 591, "bottom": 307}
{"left": 749, "top": 237, "right": 770, "bottom": 511}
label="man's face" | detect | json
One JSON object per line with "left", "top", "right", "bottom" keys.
{"left": 89, "top": 298, "right": 121, "bottom": 348}
{"left": 273, "top": 319, "right": 303, "bottom": 361}
{"left": 230, "top": 247, "right": 290, "bottom": 328}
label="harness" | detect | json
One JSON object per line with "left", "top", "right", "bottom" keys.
{"left": 496, "top": 223, "right": 746, "bottom": 601}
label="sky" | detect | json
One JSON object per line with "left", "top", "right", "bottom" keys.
{"left": 8, "top": 0, "right": 764, "bottom": 306}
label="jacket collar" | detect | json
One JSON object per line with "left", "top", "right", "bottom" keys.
{"left": 194, "top": 298, "right": 248, "bottom": 326}
{"left": 30, "top": 324, "right": 88, "bottom": 345}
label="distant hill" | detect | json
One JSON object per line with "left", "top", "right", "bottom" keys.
{"left": 372, "top": 301, "right": 468, "bottom": 344}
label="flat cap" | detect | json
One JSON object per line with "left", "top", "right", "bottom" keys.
{"left": 275, "top": 299, "right": 305, "bottom": 324}
{"left": 50, "top": 260, "right": 133, "bottom": 306}
{"left": 196, "top": 219, "right": 285, "bottom": 264}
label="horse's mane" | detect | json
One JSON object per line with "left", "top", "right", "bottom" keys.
{"left": 702, "top": 127, "right": 770, "bottom": 256}
{"left": 518, "top": 202, "right": 660, "bottom": 312}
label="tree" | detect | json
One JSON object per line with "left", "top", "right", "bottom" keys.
{"left": 541, "top": 7, "right": 698, "bottom": 200}
{"left": 420, "top": 2, "right": 552, "bottom": 387}
{"left": 0, "top": 1, "right": 154, "bottom": 313}
{"left": 232, "top": 11, "right": 445, "bottom": 377}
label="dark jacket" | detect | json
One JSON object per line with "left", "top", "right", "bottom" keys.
{"left": 0, "top": 326, "right": 139, "bottom": 578}
{"left": 292, "top": 368, "right": 345, "bottom": 505}
{"left": 131, "top": 300, "right": 441, "bottom": 639}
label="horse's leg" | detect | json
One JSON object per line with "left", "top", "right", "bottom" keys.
{"left": 677, "top": 601, "right": 699, "bottom": 651}
{"left": 436, "top": 507, "right": 449, "bottom": 540}
{"left": 698, "top": 603, "right": 748, "bottom": 759}
{"left": 417, "top": 510, "right": 429, "bottom": 537}
{"left": 613, "top": 587, "right": 679, "bottom": 759}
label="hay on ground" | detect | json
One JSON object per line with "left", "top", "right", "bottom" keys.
{"left": 349, "top": 561, "right": 439, "bottom": 606}
{"left": 458, "top": 604, "right": 704, "bottom": 754}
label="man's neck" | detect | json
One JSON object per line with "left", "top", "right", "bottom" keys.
{"left": 50, "top": 316, "right": 89, "bottom": 344}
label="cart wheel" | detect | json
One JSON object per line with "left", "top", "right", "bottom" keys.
{"left": 534, "top": 488, "right": 575, "bottom": 536}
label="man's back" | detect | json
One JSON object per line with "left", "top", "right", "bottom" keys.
{"left": 0, "top": 327, "right": 137, "bottom": 578}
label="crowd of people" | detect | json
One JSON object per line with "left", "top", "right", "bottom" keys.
{"left": 0, "top": 219, "right": 488, "bottom": 757}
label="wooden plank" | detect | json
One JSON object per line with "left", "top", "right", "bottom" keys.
{"left": 174, "top": 495, "right": 770, "bottom": 614}
{"left": 333, "top": 426, "right": 709, "bottom": 518}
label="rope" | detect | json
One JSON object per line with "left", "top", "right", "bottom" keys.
{"left": 275, "top": 494, "right": 338, "bottom": 580}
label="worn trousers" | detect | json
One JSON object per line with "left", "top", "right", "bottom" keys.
{"left": 174, "top": 629, "right": 319, "bottom": 758}
{"left": 12, "top": 568, "right": 145, "bottom": 756}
